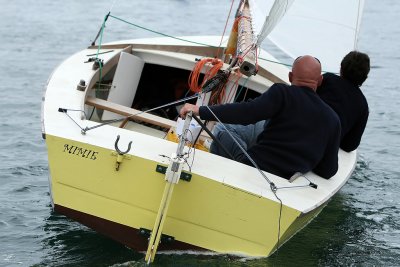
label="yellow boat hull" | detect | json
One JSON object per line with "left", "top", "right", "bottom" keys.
{"left": 45, "top": 134, "right": 319, "bottom": 256}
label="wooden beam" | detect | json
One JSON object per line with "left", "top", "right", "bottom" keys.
{"left": 85, "top": 97, "right": 211, "bottom": 140}
{"left": 85, "top": 96, "right": 176, "bottom": 129}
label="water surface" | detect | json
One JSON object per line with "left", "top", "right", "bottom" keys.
{"left": 0, "top": 0, "right": 399, "bottom": 266}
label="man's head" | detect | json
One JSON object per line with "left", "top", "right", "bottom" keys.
{"left": 340, "top": 51, "right": 370, "bottom": 87}
{"left": 289, "top": 55, "right": 323, "bottom": 90}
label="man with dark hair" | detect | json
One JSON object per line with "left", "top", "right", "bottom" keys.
{"left": 317, "top": 51, "right": 370, "bottom": 152}
{"left": 180, "top": 56, "right": 341, "bottom": 180}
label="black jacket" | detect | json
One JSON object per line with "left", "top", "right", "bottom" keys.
{"left": 317, "top": 73, "right": 369, "bottom": 152}
{"left": 200, "top": 83, "right": 341, "bottom": 179}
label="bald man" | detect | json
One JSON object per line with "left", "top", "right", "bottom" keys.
{"left": 180, "top": 56, "right": 341, "bottom": 179}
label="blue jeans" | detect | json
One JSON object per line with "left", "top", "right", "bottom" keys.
{"left": 210, "top": 120, "right": 267, "bottom": 161}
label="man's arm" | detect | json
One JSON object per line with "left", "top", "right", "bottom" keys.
{"left": 180, "top": 84, "right": 284, "bottom": 124}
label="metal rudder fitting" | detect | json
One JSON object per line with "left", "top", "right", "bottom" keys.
{"left": 144, "top": 112, "right": 193, "bottom": 264}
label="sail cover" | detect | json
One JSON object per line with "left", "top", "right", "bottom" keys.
{"left": 249, "top": 0, "right": 365, "bottom": 73}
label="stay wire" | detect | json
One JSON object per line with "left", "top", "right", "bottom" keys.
{"left": 205, "top": 106, "right": 276, "bottom": 188}
{"left": 276, "top": 184, "right": 313, "bottom": 190}
{"left": 108, "top": 15, "right": 220, "bottom": 48}
{"left": 204, "top": 106, "right": 285, "bottom": 251}
{"left": 108, "top": 0, "right": 118, "bottom": 13}
{"left": 97, "top": 14, "right": 310, "bottom": 71}
{"left": 216, "top": 0, "right": 236, "bottom": 57}
{"left": 89, "top": 12, "right": 109, "bottom": 119}
{"left": 354, "top": 0, "right": 362, "bottom": 50}
{"left": 81, "top": 93, "right": 202, "bottom": 134}
{"left": 91, "top": 12, "right": 110, "bottom": 47}
{"left": 234, "top": 75, "right": 250, "bottom": 102}
{"left": 58, "top": 109, "right": 87, "bottom": 132}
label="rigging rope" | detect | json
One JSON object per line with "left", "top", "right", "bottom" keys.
{"left": 354, "top": 0, "right": 363, "bottom": 50}
{"left": 205, "top": 107, "right": 276, "bottom": 189}
{"left": 216, "top": 0, "right": 236, "bottom": 57}
{"left": 108, "top": 0, "right": 118, "bottom": 13}
{"left": 188, "top": 58, "right": 232, "bottom": 105}
{"left": 91, "top": 12, "right": 109, "bottom": 47}
{"left": 94, "top": 13, "right": 306, "bottom": 72}
{"left": 58, "top": 109, "right": 87, "bottom": 132}
{"left": 188, "top": 58, "right": 224, "bottom": 93}
{"left": 108, "top": 15, "right": 220, "bottom": 48}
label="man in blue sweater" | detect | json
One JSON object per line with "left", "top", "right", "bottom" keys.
{"left": 179, "top": 56, "right": 340, "bottom": 180}
{"left": 317, "top": 51, "right": 370, "bottom": 152}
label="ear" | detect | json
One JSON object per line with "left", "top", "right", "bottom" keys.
{"left": 317, "top": 74, "right": 323, "bottom": 86}
{"left": 289, "top": 72, "right": 293, "bottom": 83}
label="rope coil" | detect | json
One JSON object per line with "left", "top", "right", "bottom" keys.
{"left": 188, "top": 58, "right": 224, "bottom": 93}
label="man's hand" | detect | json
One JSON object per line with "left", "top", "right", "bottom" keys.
{"left": 179, "top": 103, "right": 199, "bottom": 118}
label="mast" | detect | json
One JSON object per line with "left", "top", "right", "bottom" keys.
{"left": 237, "top": 0, "right": 257, "bottom": 76}
{"left": 225, "top": 0, "right": 257, "bottom": 77}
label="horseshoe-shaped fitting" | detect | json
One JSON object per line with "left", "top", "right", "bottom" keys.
{"left": 115, "top": 135, "right": 132, "bottom": 155}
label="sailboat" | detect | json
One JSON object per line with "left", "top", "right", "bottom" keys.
{"left": 41, "top": 0, "right": 365, "bottom": 262}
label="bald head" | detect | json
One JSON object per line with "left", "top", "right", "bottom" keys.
{"left": 289, "top": 55, "right": 322, "bottom": 90}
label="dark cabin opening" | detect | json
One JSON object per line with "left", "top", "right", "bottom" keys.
{"left": 133, "top": 63, "right": 197, "bottom": 120}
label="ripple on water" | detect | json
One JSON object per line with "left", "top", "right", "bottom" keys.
{"left": 7, "top": 165, "right": 48, "bottom": 177}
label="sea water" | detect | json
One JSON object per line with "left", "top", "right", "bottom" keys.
{"left": 0, "top": 0, "right": 399, "bottom": 266}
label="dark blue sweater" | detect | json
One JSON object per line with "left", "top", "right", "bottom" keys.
{"left": 317, "top": 73, "right": 369, "bottom": 152}
{"left": 199, "top": 83, "right": 341, "bottom": 179}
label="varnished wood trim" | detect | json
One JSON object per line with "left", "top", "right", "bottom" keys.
{"left": 85, "top": 96, "right": 176, "bottom": 129}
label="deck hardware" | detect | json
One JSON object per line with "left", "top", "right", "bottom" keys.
{"left": 114, "top": 135, "right": 132, "bottom": 171}
{"left": 85, "top": 57, "right": 104, "bottom": 70}
{"left": 156, "top": 164, "right": 192, "bottom": 182}
{"left": 139, "top": 228, "right": 175, "bottom": 244}
{"left": 240, "top": 60, "right": 258, "bottom": 76}
{"left": 289, "top": 172, "right": 303, "bottom": 183}
{"left": 92, "top": 58, "right": 103, "bottom": 70}
{"left": 309, "top": 182, "right": 318, "bottom": 189}
{"left": 289, "top": 172, "right": 318, "bottom": 189}
{"left": 76, "top": 79, "right": 86, "bottom": 91}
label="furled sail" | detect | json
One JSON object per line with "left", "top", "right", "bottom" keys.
{"left": 249, "top": 0, "right": 365, "bottom": 73}
{"left": 249, "top": 0, "right": 294, "bottom": 46}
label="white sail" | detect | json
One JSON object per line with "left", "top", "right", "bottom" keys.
{"left": 250, "top": 0, "right": 365, "bottom": 73}
{"left": 249, "top": 0, "right": 294, "bottom": 46}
